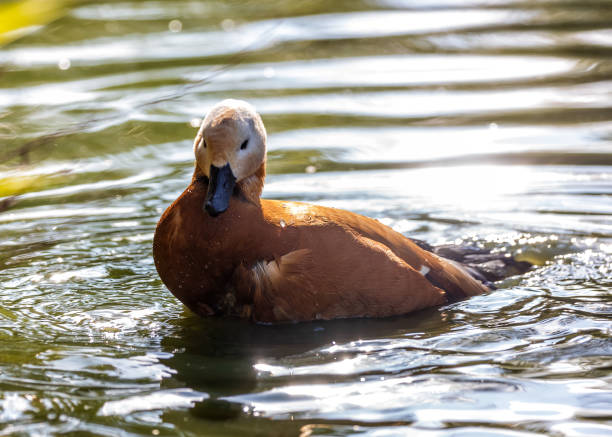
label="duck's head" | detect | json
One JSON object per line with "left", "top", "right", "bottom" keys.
{"left": 194, "top": 99, "right": 267, "bottom": 217}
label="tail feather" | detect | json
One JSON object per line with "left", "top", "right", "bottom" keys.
{"left": 410, "top": 239, "right": 532, "bottom": 284}
{"left": 432, "top": 243, "right": 532, "bottom": 283}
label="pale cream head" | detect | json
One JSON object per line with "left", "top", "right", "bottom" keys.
{"left": 194, "top": 99, "right": 267, "bottom": 183}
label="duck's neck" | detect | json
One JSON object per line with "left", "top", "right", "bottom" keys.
{"left": 238, "top": 162, "right": 266, "bottom": 206}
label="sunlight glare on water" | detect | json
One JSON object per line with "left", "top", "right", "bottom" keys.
{"left": 0, "top": 0, "right": 611, "bottom": 436}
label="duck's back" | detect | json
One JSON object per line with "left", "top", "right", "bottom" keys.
{"left": 230, "top": 199, "right": 490, "bottom": 322}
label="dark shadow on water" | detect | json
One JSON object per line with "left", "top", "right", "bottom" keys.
{"left": 159, "top": 306, "right": 448, "bottom": 393}
{"left": 158, "top": 306, "right": 448, "bottom": 425}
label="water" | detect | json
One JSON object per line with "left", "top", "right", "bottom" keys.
{"left": 1, "top": 0, "right": 611, "bottom": 435}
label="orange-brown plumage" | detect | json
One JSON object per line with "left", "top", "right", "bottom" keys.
{"left": 153, "top": 100, "right": 490, "bottom": 323}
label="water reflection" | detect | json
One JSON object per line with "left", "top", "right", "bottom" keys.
{"left": 159, "top": 309, "right": 446, "bottom": 391}
{"left": 0, "top": 9, "right": 529, "bottom": 67}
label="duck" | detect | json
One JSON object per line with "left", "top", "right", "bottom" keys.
{"left": 153, "top": 99, "right": 530, "bottom": 323}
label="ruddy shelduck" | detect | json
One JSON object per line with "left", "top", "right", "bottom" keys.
{"left": 153, "top": 100, "right": 529, "bottom": 323}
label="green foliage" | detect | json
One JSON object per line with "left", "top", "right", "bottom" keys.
{"left": 0, "top": 0, "right": 68, "bottom": 46}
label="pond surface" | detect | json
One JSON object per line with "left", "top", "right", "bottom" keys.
{"left": 1, "top": 0, "right": 611, "bottom": 435}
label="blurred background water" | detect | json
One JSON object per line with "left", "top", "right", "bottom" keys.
{"left": 0, "top": 0, "right": 611, "bottom": 435}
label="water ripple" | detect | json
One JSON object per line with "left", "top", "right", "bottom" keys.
{"left": 1, "top": 0, "right": 611, "bottom": 436}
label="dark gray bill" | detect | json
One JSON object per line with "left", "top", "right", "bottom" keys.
{"left": 204, "top": 163, "right": 236, "bottom": 217}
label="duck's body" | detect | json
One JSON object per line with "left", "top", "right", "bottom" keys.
{"left": 154, "top": 177, "right": 488, "bottom": 322}
{"left": 153, "top": 99, "right": 527, "bottom": 323}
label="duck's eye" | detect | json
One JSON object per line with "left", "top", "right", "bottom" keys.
{"left": 202, "top": 139, "right": 207, "bottom": 149}
{"left": 240, "top": 139, "right": 249, "bottom": 150}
